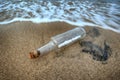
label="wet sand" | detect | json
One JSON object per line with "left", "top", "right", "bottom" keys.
{"left": 0, "top": 22, "right": 120, "bottom": 80}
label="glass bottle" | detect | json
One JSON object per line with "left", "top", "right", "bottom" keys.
{"left": 29, "top": 27, "right": 86, "bottom": 59}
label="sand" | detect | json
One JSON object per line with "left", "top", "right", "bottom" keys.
{"left": 0, "top": 21, "right": 120, "bottom": 80}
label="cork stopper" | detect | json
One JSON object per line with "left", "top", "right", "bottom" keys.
{"left": 29, "top": 50, "right": 40, "bottom": 59}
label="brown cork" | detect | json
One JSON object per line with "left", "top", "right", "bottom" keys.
{"left": 29, "top": 50, "right": 40, "bottom": 59}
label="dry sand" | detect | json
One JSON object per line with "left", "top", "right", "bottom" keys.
{"left": 0, "top": 22, "right": 120, "bottom": 80}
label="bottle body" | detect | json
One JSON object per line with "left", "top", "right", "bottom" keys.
{"left": 51, "top": 27, "right": 86, "bottom": 48}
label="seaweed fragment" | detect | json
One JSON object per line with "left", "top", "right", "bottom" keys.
{"left": 80, "top": 41, "right": 112, "bottom": 61}
{"left": 102, "top": 41, "right": 112, "bottom": 61}
{"left": 87, "top": 28, "right": 100, "bottom": 38}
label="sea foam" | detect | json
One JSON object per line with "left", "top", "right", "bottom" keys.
{"left": 0, "top": 0, "right": 120, "bottom": 33}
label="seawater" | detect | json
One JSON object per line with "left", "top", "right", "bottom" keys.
{"left": 0, "top": 0, "right": 120, "bottom": 33}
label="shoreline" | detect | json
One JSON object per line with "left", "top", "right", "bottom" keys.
{"left": 0, "top": 21, "right": 120, "bottom": 80}
{"left": 0, "top": 20, "right": 120, "bottom": 33}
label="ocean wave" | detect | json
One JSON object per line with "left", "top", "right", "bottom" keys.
{"left": 0, "top": 0, "right": 120, "bottom": 33}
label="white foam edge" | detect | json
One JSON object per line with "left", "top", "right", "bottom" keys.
{"left": 0, "top": 17, "right": 120, "bottom": 33}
